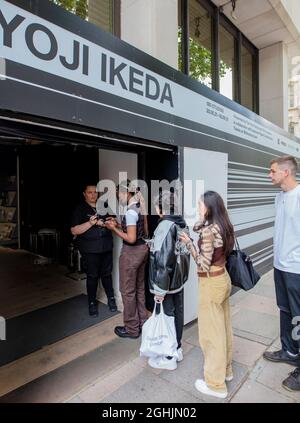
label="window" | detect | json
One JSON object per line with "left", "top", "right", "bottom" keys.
{"left": 50, "top": 0, "right": 120, "bottom": 35}
{"left": 178, "top": 0, "right": 258, "bottom": 112}
{"left": 219, "top": 25, "right": 236, "bottom": 101}
{"left": 178, "top": 0, "right": 184, "bottom": 72}
{"left": 289, "top": 123, "right": 295, "bottom": 135}
{"left": 288, "top": 54, "right": 300, "bottom": 137}
{"left": 241, "top": 44, "right": 254, "bottom": 111}
{"left": 188, "top": 0, "right": 213, "bottom": 88}
{"left": 88, "top": 0, "right": 113, "bottom": 33}
{"left": 289, "top": 91, "right": 295, "bottom": 109}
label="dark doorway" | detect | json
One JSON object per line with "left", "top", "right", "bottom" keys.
{"left": 18, "top": 143, "right": 99, "bottom": 263}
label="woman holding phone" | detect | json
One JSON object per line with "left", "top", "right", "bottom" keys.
{"left": 105, "top": 180, "right": 149, "bottom": 339}
{"left": 179, "top": 191, "right": 234, "bottom": 399}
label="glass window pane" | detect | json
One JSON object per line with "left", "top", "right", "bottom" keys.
{"left": 189, "top": 0, "right": 212, "bottom": 88}
{"left": 50, "top": 0, "right": 114, "bottom": 33}
{"left": 219, "top": 25, "right": 235, "bottom": 100}
{"left": 50, "top": 0, "right": 88, "bottom": 20}
{"left": 241, "top": 45, "right": 254, "bottom": 110}
{"left": 88, "top": 0, "right": 113, "bottom": 33}
{"left": 288, "top": 49, "right": 300, "bottom": 139}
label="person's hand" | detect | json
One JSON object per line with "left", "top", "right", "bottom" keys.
{"left": 96, "top": 218, "right": 105, "bottom": 227}
{"left": 105, "top": 219, "right": 117, "bottom": 230}
{"left": 89, "top": 215, "right": 98, "bottom": 226}
{"left": 105, "top": 217, "right": 117, "bottom": 224}
{"left": 154, "top": 295, "right": 164, "bottom": 303}
{"left": 179, "top": 232, "right": 191, "bottom": 244}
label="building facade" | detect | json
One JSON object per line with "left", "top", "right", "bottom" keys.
{"left": 0, "top": 0, "right": 300, "bottom": 326}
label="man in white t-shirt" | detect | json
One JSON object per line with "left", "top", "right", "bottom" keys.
{"left": 263, "top": 156, "right": 300, "bottom": 392}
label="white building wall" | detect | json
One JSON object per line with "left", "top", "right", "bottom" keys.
{"left": 259, "top": 42, "right": 289, "bottom": 131}
{"left": 280, "top": 0, "right": 300, "bottom": 35}
{"left": 120, "top": 0, "right": 178, "bottom": 69}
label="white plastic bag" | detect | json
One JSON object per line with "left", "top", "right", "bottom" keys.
{"left": 139, "top": 302, "right": 178, "bottom": 359}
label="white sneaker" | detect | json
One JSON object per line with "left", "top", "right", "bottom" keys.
{"left": 194, "top": 379, "right": 228, "bottom": 399}
{"left": 225, "top": 375, "right": 233, "bottom": 382}
{"left": 148, "top": 356, "right": 177, "bottom": 370}
{"left": 177, "top": 348, "right": 183, "bottom": 362}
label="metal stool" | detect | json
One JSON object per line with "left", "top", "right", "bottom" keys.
{"left": 30, "top": 228, "right": 60, "bottom": 263}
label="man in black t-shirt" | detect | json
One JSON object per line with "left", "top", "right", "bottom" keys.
{"left": 71, "top": 184, "right": 117, "bottom": 317}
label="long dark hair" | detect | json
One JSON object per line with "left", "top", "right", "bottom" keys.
{"left": 202, "top": 191, "right": 234, "bottom": 257}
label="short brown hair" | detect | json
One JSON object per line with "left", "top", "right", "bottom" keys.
{"left": 270, "top": 156, "right": 298, "bottom": 176}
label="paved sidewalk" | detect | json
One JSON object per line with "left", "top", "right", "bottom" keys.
{"left": 2, "top": 270, "right": 298, "bottom": 403}
{"left": 63, "top": 270, "right": 299, "bottom": 404}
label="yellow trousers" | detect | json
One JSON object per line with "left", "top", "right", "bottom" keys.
{"left": 198, "top": 266, "right": 233, "bottom": 393}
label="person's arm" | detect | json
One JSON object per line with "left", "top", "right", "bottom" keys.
{"left": 105, "top": 209, "right": 137, "bottom": 244}
{"left": 107, "top": 223, "right": 137, "bottom": 244}
{"left": 71, "top": 214, "right": 98, "bottom": 236}
{"left": 180, "top": 227, "right": 214, "bottom": 272}
{"left": 105, "top": 216, "right": 121, "bottom": 229}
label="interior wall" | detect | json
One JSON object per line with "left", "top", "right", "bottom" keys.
{"left": 98, "top": 148, "right": 138, "bottom": 309}
{"left": 183, "top": 147, "right": 228, "bottom": 324}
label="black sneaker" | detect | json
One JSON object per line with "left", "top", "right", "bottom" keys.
{"left": 89, "top": 301, "right": 99, "bottom": 317}
{"left": 263, "top": 350, "right": 300, "bottom": 366}
{"left": 282, "top": 367, "right": 300, "bottom": 391}
{"left": 114, "top": 326, "right": 139, "bottom": 339}
{"left": 108, "top": 297, "right": 117, "bottom": 312}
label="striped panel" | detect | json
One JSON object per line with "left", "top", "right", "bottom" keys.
{"left": 228, "top": 160, "right": 300, "bottom": 270}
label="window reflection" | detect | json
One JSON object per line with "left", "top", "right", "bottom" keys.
{"left": 241, "top": 45, "right": 253, "bottom": 110}
{"left": 288, "top": 52, "right": 300, "bottom": 138}
{"left": 219, "top": 25, "right": 235, "bottom": 100}
{"left": 89, "top": 0, "right": 113, "bottom": 33}
{"left": 189, "top": 0, "right": 213, "bottom": 88}
{"left": 50, "top": 0, "right": 114, "bottom": 33}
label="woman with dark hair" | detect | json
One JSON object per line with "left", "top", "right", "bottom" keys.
{"left": 180, "top": 191, "right": 234, "bottom": 399}
{"left": 105, "top": 180, "right": 149, "bottom": 339}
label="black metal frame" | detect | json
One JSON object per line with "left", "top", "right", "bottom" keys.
{"left": 181, "top": 0, "right": 189, "bottom": 75}
{"left": 179, "top": 0, "right": 259, "bottom": 112}
{"left": 113, "top": 0, "right": 121, "bottom": 37}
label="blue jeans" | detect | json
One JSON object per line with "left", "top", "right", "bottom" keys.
{"left": 274, "top": 268, "right": 300, "bottom": 355}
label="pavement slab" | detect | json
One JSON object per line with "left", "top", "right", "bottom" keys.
{"left": 250, "top": 282, "right": 277, "bottom": 299}
{"left": 253, "top": 358, "right": 300, "bottom": 402}
{"left": 234, "top": 293, "right": 278, "bottom": 317}
{"left": 230, "top": 379, "right": 295, "bottom": 403}
{"left": 232, "top": 336, "right": 267, "bottom": 367}
{"left": 160, "top": 346, "right": 248, "bottom": 403}
{"left": 232, "top": 308, "right": 279, "bottom": 345}
{"left": 100, "top": 368, "right": 203, "bottom": 403}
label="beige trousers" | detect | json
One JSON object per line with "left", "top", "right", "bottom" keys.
{"left": 198, "top": 266, "right": 233, "bottom": 392}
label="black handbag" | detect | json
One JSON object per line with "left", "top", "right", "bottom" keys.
{"left": 226, "top": 239, "right": 260, "bottom": 291}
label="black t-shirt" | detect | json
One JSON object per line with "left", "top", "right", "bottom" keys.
{"left": 70, "top": 202, "right": 113, "bottom": 254}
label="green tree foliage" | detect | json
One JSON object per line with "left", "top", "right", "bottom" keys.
{"left": 178, "top": 28, "right": 228, "bottom": 84}
{"left": 51, "top": 0, "right": 88, "bottom": 20}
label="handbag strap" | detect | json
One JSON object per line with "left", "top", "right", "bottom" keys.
{"left": 234, "top": 237, "right": 241, "bottom": 251}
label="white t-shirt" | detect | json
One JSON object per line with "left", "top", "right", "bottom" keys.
{"left": 274, "top": 184, "right": 300, "bottom": 274}
{"left": 125, "top": 208, "right": 139, "bottom": 226}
